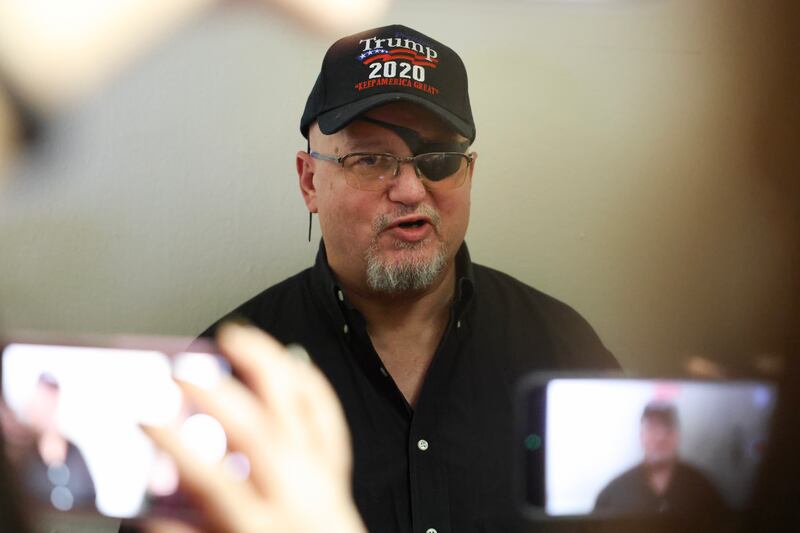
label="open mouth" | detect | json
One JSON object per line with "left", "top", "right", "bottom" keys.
{"left": 397, "top": 220, "right": 427, "bottom": 229}
{"left": 384, "top": 215, "right": 434, "bottom": 242}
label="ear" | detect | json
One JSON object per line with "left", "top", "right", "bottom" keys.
{"left": 297, "top": 150, "right": 318, "bottom": 213}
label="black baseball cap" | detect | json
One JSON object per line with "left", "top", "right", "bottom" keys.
{"left": 300, "top": 24, "right": 475, "bottom": 143}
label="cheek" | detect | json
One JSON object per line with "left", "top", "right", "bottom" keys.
{"left": 435, "top": 190, "right": 471, "bottom": 237}
{"left": 316, "top": 183, "right": 380, "bottom": 245}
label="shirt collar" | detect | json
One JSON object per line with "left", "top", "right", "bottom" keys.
{"left": 452, "top": 242, "right": 475, "bottom": 321}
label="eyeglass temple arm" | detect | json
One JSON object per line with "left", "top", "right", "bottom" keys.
{"left": 309, "top": 151, "right": 340, "bottom": 163}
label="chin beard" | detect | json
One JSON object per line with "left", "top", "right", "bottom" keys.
{"left": 364, "top": 240, "right": 448, "bottom": 293}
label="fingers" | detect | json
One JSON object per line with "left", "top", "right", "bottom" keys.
{"left": 141, "top": 324, "right": 361, "bottom": 533}
{"left": 216, "top": 324, "right": 307, "bottom": 438}
{"left": 176, "top": 378, "right": 278, "bottom": 497}
{"left": 140, "top": 423, "right": 260, "bottom": 533}
{"left": 139, "top": 518, "right": 202, "bottom": 533}
{"left": 685, "top": 356, "right": 727, "bottom": 379}
{"left": 290, "top": 360, "right": 353, "bottom": 474}
{"left": 216, "top": 324, "right": 352, "bottom": 472}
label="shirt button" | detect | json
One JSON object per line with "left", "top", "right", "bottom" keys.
{"left": 417, "top": 439, "right": 429, "bottom": 451}
{"left": 343, "top": 324, "right": 349, "bottom": 334}
{"left": 426, "top": 529, "right": 437, "bottom": 533}
{"left": 456, "top": 320, "right": 461, "bottom": 328}
{"left": 337, "top": 289, "right": 344, "bottom": 302}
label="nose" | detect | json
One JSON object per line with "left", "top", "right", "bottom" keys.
{"left": 387, "top": 159, "right": 427, "bottom": 205}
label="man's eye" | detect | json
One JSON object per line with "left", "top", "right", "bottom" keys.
{"left": 352, "top": 155, "right": 381, "bottom": 166}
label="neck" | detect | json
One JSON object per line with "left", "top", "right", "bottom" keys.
{"left": 339, "top": 261, "right": 456, "bottom": 407}
{"left": 644, "top": 459, "right": 677, "bottom": 496}
{"left": 646, "top": 459, "right": 675, "bottom": 474}
{"left": 329, "top": 249, "right": 459, "bottom": 406}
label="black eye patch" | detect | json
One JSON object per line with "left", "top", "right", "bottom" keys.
{"left": 416, "top": 154, "right": 463, "bottom": 181}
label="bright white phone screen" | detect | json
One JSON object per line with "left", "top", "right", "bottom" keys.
{"left": 1, "top": 341, "right": 231, "bottom": 518}
{"left": 544, "top": 379, "right": 775, "bottom": 516}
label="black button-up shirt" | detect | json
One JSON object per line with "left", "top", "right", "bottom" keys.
{"left": 201, "top": 242, "right": 618, "bottom": 533}
{"left": 593, "top": 462, "right": 728, "bottom": 515}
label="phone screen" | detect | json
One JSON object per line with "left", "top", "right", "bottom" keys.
{"left": 0, "top": 337, "right": 233, "bottom": 519}
{"left": 518, "top": 377, "right": 777, "bottom": 519}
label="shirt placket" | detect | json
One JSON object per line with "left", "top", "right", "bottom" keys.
{"left": 407, "top": 314, "right": 459, "bottom": 533}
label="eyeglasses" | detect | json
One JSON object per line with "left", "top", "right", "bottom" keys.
{"left": 309, "top": 151, "right": 474, "bottom": 192}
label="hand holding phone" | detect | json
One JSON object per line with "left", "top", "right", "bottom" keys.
{"left": 1, "top": 326, "right": 366, "bottom": 533}
{"left": 139, "top": 324, "right": 366, "bottom": 533}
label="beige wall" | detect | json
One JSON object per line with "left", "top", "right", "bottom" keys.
{"left": 1, "top": 0, "right": 797, "bottom": 373}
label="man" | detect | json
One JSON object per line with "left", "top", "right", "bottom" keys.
{"left": 19, "top": 374, "right": 97, "bottom": 512}
{"left": 200, "top": 24, "right": 617, "bottom": 533}
{"left": 594, "top": 401, "right": 727, "bottom": 515}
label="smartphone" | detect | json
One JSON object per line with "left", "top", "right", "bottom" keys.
{"left": 0, "top": 334, "right": 237, "bottom": 519}
{"left": 516, "top": 374, "right": 777, "bottom": 520}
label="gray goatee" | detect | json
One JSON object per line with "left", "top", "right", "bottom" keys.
{"left": 364, "top": 207, "right": 447, "bottom": 293}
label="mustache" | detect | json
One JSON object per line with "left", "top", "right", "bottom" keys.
{"left": 373, "top": 205, "right": 442, "bottom": 233}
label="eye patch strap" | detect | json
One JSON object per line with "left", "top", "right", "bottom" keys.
{"left": 357, "top": 116, "right": 468, "bottom": 155}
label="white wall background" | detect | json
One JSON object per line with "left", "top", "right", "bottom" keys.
{"left": 0, "top": 0, "right": 797, "bottom": 373}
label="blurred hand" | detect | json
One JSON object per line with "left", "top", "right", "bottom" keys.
{"left": 0, "top": 401, "right": 36, "bottom": 463}
{"left": 141, "top": 323, "right": 366, "bottom": 533}
{"left": 685, "top": 353, "right": 784, "bottom": 380}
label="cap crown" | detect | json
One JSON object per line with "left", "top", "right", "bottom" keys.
{"left": 301, "top": 25, "right": 475, "bottom": 142}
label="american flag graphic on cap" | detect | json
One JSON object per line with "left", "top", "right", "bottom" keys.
{"left": 357, "top": 48, "right": 439, "bottom": 69}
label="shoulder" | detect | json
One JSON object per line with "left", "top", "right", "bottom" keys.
{"left": 604, "top": 464, "right": 643, "bottom": 489}
{"left": 595, "top": 464, "right": 644, "bottom": 506}
{"left": 674, "top": 461, "right": 728, "bottom": 508}
{"left": 470, "top": 263, "right": 617, "bottom": 369}
{"left": 198, "top": 268, "right": 313, "bottom": 339}
{"left": 674, "top": 461, "right": 719, "bottom": 488}
{"left": 472, "top": 264, "right": 588, "bottom": 322}
{"left": 237, "top": 269, "right": 311, "bottom": 315}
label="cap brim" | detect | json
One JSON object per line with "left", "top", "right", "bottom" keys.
{"left": 316, "top": 93, "right": 475, "bottom": 143}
